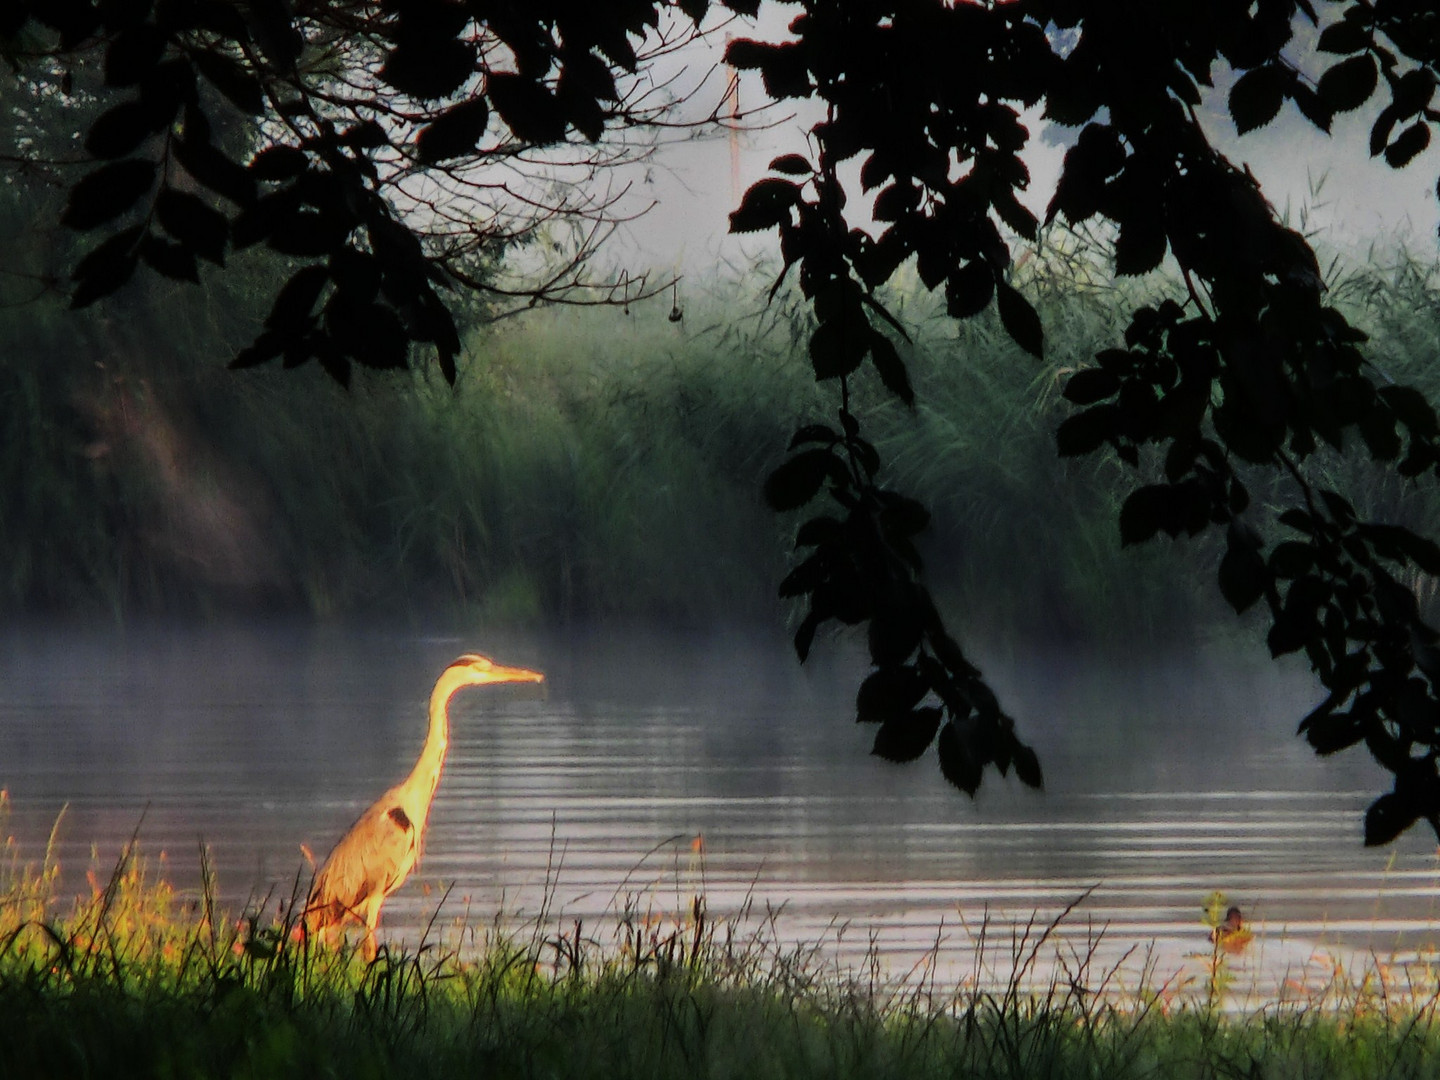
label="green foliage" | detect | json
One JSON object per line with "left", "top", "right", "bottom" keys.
{"left": 4, "top": 823, "right": 1440, "bottom": 1080}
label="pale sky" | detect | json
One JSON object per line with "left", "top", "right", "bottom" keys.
{"left": 601, "top": 15, "right": 1440, "bottom": 280}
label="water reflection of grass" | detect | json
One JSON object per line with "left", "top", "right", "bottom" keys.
{"left": 6, "top": 827, "right": 1440, "bottom": 1079}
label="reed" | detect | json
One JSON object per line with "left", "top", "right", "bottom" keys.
{"left": 4, "top": 207, "right": 1440, "bottom": 644}
{"left": 4, "top": 813, "right": 1440, "bottom": 1080}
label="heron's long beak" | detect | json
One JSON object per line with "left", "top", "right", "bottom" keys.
{"left": 481, "top": 662, "right": 545, "bottom": 685}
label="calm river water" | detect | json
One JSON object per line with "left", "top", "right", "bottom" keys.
{"left": 3, "top": 621, "right": 1438, "bottom": 1002}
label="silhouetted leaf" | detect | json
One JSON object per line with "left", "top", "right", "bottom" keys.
{"left": 872, "top": 707, "right": 942, "bottom": 763}
{"left": 1365, "top": 792, "right": 1419, "bottom": 846}
{"left": 944, "top": 261, "right": 993, "bottom": 319}
{"left": 876, "top": 491, "right": 930, "bottom": 539}
{"left": 768, "top": 154, "right": 811, "bottom": 175}
{"left": 794, "top": 610, "right": 821, "bottom": 662}
{"left": 1219, "top": 540, "right": 1268, "bottom": 613}
{"left": 995, "top": 281, "right": 1042, "bottom": 357}
{"left": 873, "top": 181, "right": 919, "bottom": 222}
{"left": 416, "top": 97, "right": 491, "bottom": 163}
{"left": 809, "top": 318, "right": 868, "bottom": 380}
{"left": 328, "top": 248, "right": 381, "bottom": 301}
{"left": 141, "top": 234, "right": 199, "bottom": 281}
{"left": 856, "top": 665, "right": 929, "bottom": 723}
{"left": 869, "top": 602, "right": 923, "bottom": 666}
{"left": 1290, "top": 84, "right": 1333, "bottom": 133}
{"left": 173, "top": 137, "right": 255, "bottom": 205}
{"left": 264, "top": 264, "right": 328, "bottom": 331}
{"left": 70, "top": 225, "right": 143, "bottom": 307}
{"left": 1012, "top": 743, "right": 1043, "bottom": 789}
{"left": 937, "top": 721, "right": 983, "bottom": 796}
{"left": 765, "top": 449, "right": 834, "bottom": 511}
{"left": 1228, "top": 63, "right": 1290, "bottom": 135}
{"left": 729, "top": 178, "right": 800, "bottom": 234}
{"left": 104, "top": 24, "right": 165, "bottom": 86}
{"left": 1269, "top": 541, "right": 1314, "bottom": 579}
{"left": 62, "top": 160, "right": 157, "bottom": 230}
{"left": 192, "top": 50, "right": 265, "bottom": 114}
{"left": 326, "top": 295, "right": 409, "bottom": 368}
{"left": 382, "top": 38, "right": 476, "bottom": 101}
{"left": 1380, "top": 385, "right": 1440, "bottom": 437}
{"left": 1383, "top": 122, "right": 1430, "bottom": 168}
{"left": 340, "top": 122, "right": 388, "bottom": 149}
{"left": 1370, "top": 103, "right": 1400, "bottom": 157}
{"left": 268, "top": 210, "right": 355, "bottom": 257}
{"left": 1114, "top": 212, "right": 1166, "bottom": 275}
{"left": 869, "top": 331, "right": 912, "bottom": 406}
{"left": 248, "top": 145, "right": 308, "bottom": 180}
{"left": 488, "top": 72, "right": 567, "bottom": 143}
{"left": 155, "top": 188, "right": 228, "bottom": 263}
{"left": 1062, "top": 368, "right": 1120, "bottom": 405}
{"left": 1056, "top": 405, "right": 1117, "bottom": 456}
{"left": 1318, "top": 54, "right": 1377, "bottom": 113}
{"left": 230, "top": 330, "right": 286, "bottom": 370}
{"left": 724, "top": 39, "right": 809, "bottom": 99}
{"left": 1119, "top": 485, "right": 1171, "bottom": 546}
{"left": 789, "top": 423, "right": 839, "bottom": 450}
{"left": 85, "top": 99, "right": 157, "bottom": 158}
{"left": 1307, "top": 708, "right": 1366, "bottom": 754}
{"left": 993, "top": 188, "right": 1038, "bottom": 241}
{"left": 1317, "top": 20, "right": 1368, "bottom": 54}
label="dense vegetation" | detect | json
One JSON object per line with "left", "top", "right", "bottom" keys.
{"left": 4, "top": 832, "right": 1440, "bottom": 1080}
{"left": 5, "top": 206, "right": 1440, "bottom": 649}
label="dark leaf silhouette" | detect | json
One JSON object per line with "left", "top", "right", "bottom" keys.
{"left": 141, "top": 235, "right": 200, "bottom": 282}
{"left": 85, "top": 100, "right": 157, "bottom": 158}
{"left": 70, "top": 225, "right": 143, "bottom": 307}
{"left": 872, "top": 707, "right": 943, "bottom": 763}
{"left": 729, "top": 178, "right": 799, "bottom": 234}
{"left": 417, "top": 98, "right": 491, "bottom": 163}
{"left": 382, "top": 38, "right": 476, "bottom": 101}
{"left": 1318, "top": 53, "right": 1378, "bottom": 113}
{"left": 104, "top": 25, "right": 165, "bottom": 87}
{"left": 488, "top": 73, "right": 567, "bottom": 144}
{"left": 265, "top": 265, "right": 329, "bottom": 332}
{"left": 765, "top": 449, "right": 835, "bottom": 511}
{"left": 995, "top": 281, "right": 1043, "bottom": 358}
{"left": 1228, "top": 63, "right": 1291, "bottom": 135}
{"left": 1365, "top": 792, "right": 1419, "bottom": 847}
{"left": 1383, "top": 123, "right": 1430, "bottom": 168}
{"left": 155, "top": 189, "right": 228, "bottom": 263}
{"left": 62, "top": 159, "right": 157, "bottom": 229}
{"left": 192, "top": 50, "right": 265, "bottom": 115}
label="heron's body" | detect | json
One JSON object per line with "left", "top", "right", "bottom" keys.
{"left": 303, "top": 654, "right": 543, "bottom": 959}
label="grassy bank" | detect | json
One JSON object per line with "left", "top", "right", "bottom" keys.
{"left": 5, "top": 191, "right": 1440, "bottom": 643}
{"left": 4, "top": 834, "right": 1440, "bottom": 1080}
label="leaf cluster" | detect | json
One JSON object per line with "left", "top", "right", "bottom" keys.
{"left": 9, "top": 0, "right": 759, "bottom": 384}
{"left": 769, "top": 414, "right": 1041, "bottom": 795}
{"left": 730, "top": 0, "right": 1440, "bottom": 833}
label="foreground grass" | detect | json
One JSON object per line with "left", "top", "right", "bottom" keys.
{"left": 5, "top": 837, "right": 1440, "bottom": 1079}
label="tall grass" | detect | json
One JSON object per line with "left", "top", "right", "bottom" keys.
{"left": 5, "top": 200, "right": 1440, "bottom": 642}
{"left": 4, "top": 811, "right": 1440, "bottom": 1080}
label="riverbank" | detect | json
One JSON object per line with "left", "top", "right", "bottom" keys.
{"left": 4, "top": 835, "right": 1440, "bottom": 1080}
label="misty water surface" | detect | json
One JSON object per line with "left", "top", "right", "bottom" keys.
{"left": 2, "top": 622, "right": 1438, "bottom": 1000}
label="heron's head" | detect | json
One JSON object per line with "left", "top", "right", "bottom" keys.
{"left": 449, "top": 653, "right": 545, "bottom": 686}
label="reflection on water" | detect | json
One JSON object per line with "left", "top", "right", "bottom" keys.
{"left": 2, "top": 621, "right": 1438, "bottom": 1001}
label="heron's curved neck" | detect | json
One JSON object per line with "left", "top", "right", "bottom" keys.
{"left": 406, "top": 667, "right": 470, "bottom": 804}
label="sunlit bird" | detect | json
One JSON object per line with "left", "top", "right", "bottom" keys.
{"left": 1210, "top": 906, "right": 1252, "bottom": 953}
{"left": 302, "top": 654, "right": 544, "bottom": 959}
